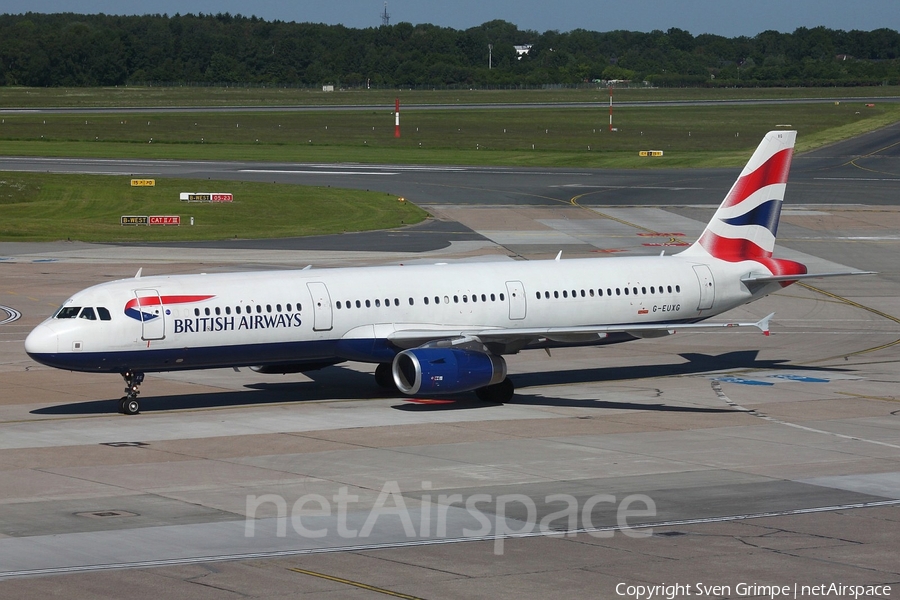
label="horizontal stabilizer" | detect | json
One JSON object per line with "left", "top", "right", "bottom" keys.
{"left": 742, "top": 271, "right": 876, "bottom": 284}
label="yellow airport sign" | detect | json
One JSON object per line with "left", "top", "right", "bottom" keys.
{"left": 639, "top": 150, "right": 664, "bottom": 157}
{"left": 131, "top": 179, "right": 156, "bottom": 187}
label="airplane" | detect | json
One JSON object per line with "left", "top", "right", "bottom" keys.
{"left": 24, "top": 130, "right": 870, "bottom": 415}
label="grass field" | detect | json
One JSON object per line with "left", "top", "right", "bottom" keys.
{"left": 2, "top": 85, "right": 900, "bottom": 108}
{"left": 2, "top": 101, "right": 899, "bottom": 168}
{"left": 0, "top": 172, "right": 426, "bottom": 242}
{"left": 1, "top": 86, "right": 898, "bottom": 242}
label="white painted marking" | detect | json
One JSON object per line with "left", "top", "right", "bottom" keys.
{"left": 711, "top": 380, "right": 900, "bottom": 450}
{"left": 0, "top": 305, "right": 21, "bottom": 326}
{"left": 240, "top": 169, "right": 397, "bottom": 176}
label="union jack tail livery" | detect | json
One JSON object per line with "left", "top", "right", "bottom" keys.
{"left": 681, "top": 130, "right": 807, "bottom": 278}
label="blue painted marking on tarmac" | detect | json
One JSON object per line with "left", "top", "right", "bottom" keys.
{"left": 717, "top": 376, "right": 774, "bottom": 386}
{"left": 768, "top": 374, "right": 830, "bottom": 383}
{"left": 32, "top": 259, "right": 58, "bottom": 263}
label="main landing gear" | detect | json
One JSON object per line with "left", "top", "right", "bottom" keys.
{"left": 119, "top": 370, "right": 144, "bottom": 415}
{"left": 475, "top": 377, "right": 514, "bottom": 404}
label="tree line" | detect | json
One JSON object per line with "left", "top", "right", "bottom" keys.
{"left": 2, "top": 12, "right": 900, "bottom": 88}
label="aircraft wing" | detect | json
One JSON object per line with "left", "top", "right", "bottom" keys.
{"left": 386, "top": 313, "right": 775, "bottom": 349}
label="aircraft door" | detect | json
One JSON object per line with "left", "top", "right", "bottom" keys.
{"left": 307, "top": 282, "right": 333, "bottom": 331}
{"left": 692, "top": 265, "right": 715, "bottom": 311}
{"left": 134, "top": 289, "right": 165, "bottom": 340}
{"left": 505, "top": 280, "right": 526, "bottom": 320}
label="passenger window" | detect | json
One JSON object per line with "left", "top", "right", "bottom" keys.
{"left": 444, "top": 296, "right": 450, "bottom": 304}
{"left": 336, "top": 301, "right": 342, "bottom": 309}
{"left": 424, "top": 297, "right": 429, "bottom": 305}
{"left": 589, "top": 289, "right": 595, "bottom": 297}
{"left": 481, "top": 294, "right": 487, "bottom": 302}
{"left": 642, "top": 287, "right": 646, "bottom": 295}
{"left": 535, "top": 292, "right": 541, "bottom": 299}
{"left": 366, "top": 300, "right": 371, "bottom": 308}
{"left": 633, "top": 287, "right": 638, "bottom": 295}
{"left": 79, "top": 307, "right": 96, "bottom": 320}
{"left": 453, "top": 295, "right": 459, "bottom": 303}
{"left": 266, "top": 305, "right": 272, "bottom": 313}
{"left": 256, "top": 305, "right": 262, "bottom": 313}
{"left": 490, "top": 294, "right": 496, "bottom": 301}
{"left": 598, "top": 289, "right": 603, "bottom": 297}
{"left": 194, "top": 308, "right": 200, "bottom": 316}
{"left": 215, "top": 307, "right": 221, "bottom": 315}
{"left": 56, "top": 306, "right": 81, "bottom": 319}
{"left": 395, "top": 299, "right": 400, "bottom": 306}
{"left": 375, "top": 299, "right": 381, "bottom": 307}
{"left": 544, "top": 291, "right": 549, "bottom": 299}
{"left": 355, "top": 300, "right": 361, "bottom": 308}
{"left": 409, "top": 298, "right": 414, "bottom": 305}
{"left": 616, "top": 288, "right": 621, "bottom": 296}
{"left": 581, "top": 290, "right": 586, "bottom": 297}
{"left": 225, "top": 306, "right": 231, "bottom": 315}
{"left": 563, "top": 290, "right": 568, "bottom": 298}
{"left": 676, "top": 285, "right": 681, "bottom": 293}
{"left": 554, "top": 291, "right": 559, "bottom": 299}
{"left": 650, "top": 287, "right": 655, "bottom": 294}
{"left": 286, "top": 303, "right": 292, "bottom": 312}
{"left": 276, "top": 304, "right": 282, "bottom": 312}
{"left": 235, "top": 306, "right": 241, "bottom": 314}
{"left": 500, "top": 293, "right": 505, "bottom": 301}
{"left": 667, "top": 286, "right": 672, "bottom": 293}
{"left": 97, "top": 307, "right": 111, "bottom": 321}
{"left": 624, "top": 288, "right": 629, "bottom": 296}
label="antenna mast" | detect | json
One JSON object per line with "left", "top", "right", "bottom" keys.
{"left": 381, "top": 2, "right": 390, "bottom": 26}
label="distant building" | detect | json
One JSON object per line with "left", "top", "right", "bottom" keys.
{"left": 514, "top": 45, "right": 532, "bottom": 60}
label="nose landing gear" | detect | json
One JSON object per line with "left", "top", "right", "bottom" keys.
{"left": 119, "top": 370, "right": 145, "bottom": 415}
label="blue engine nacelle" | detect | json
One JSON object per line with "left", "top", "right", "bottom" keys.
{"left": 392, "top": 347, "right": 507, "bottom": 395}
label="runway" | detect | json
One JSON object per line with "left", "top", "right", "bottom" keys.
{"left": 0, "top": 129, "right": 898, "bottom": 598}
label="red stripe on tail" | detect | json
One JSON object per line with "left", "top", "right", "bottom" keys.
{"left": 722, "top": 148, "right": 793, "bottom": 209}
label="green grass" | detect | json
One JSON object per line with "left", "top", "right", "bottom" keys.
{"left": 1, "top": 101, "right": 898, "bottom": 168}
{"left": 2, "top": 85, "right": 899, "bottom": 108}
{"left": 0, "top": 172, "right": 426, "bottom": 242}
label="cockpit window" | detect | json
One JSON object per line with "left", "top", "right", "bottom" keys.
{"left": 97, "top": 307, "right": 111, "bottom": 321}
{"left": 79, "top": 307, "right": 97, "bottom": 320}
{"left": 55, "top": 306, "right": 81, "bottom": 319}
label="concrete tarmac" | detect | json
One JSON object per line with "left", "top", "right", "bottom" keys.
{"left": 0, "top": 133, "right": 899, "bottom": 598}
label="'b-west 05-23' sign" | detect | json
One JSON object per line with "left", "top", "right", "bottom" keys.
{"left": 179, "top": 192, "right": 233, "bottom": 202}
{"left": 121, "top": 216, "right": 181, "bottom": 226}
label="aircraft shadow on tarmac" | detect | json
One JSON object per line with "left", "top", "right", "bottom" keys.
{"left": 31, "top": 350, "right": 850, "bottom": 416}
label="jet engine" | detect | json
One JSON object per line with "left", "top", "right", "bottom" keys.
{"left": 392, "top": 348, "right": 507, "bottom": 395}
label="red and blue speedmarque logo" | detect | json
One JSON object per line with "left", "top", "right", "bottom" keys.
{"left": 124, "top": 295, "right": 215, "bottom": 322}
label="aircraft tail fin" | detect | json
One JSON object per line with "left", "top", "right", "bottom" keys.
{"left": 680, "top": 130, "right": 807, "bottom": 278}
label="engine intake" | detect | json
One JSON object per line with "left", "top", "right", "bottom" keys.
{"left": 392, "top": 348, "right": 507, "bottom": 395}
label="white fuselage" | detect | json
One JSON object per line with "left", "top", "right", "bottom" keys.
{"left": 25, "top": 253, "right": 770, "bottom": 374}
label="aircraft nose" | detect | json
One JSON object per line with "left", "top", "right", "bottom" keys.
{"left": 25, "top": 322, "right": 58, "bottom": 359}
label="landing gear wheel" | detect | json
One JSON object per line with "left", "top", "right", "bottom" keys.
{"left": 374, "top": 363, "right": 396, "bottom": 389}
{"left": 118, "top": 370, "right": 145, "bottom": 415}
{"left": 119, "top": 397, "right": 140, "bottom": 415}
{"left": 475, "top": 377, "right": 514, "bottom": 403}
